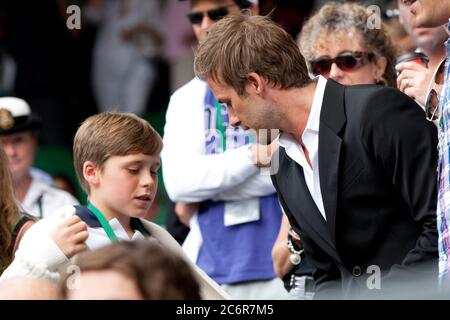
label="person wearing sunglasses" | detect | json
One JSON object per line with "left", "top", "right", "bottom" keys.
{"left": 299, "top": 3, "right": 396, "bottom": 88}
{"left": 162, "top": 0, "right": 290, "bottom": 300}
{"left": 399, "top": 0, "right": 450, "bottom": 288}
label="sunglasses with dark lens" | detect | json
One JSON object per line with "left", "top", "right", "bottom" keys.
{"left": 425, "top": 59, "right": 446, "bottom": 122}
{"left": 187, "top": 5, "right": 232, "bottom": 25}
{"left": 309, "top": 51, "right": 375, "bottom": 77}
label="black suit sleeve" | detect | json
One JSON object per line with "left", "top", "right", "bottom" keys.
{"left": 360, "top": 87, "right": 438, "bottom": 268}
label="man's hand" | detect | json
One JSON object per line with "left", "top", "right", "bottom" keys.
{"left": 175, "top": 202, "right": 199, "bottom": 227}
{"left": 396, "top": 61, "right": 433, "bottom": 108}
{"left": 49, "top": 216, "right": 88, "bottom": 258}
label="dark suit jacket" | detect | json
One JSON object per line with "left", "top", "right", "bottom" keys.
{"left": 271, "top": 80, "right": 439, "bottom": 299}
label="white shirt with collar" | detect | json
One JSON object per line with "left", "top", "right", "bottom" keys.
{"left": 22, "top": 177, "right": 80, "bottom": 219}
{"left": 278, "top": 76, "right": 327, "bottom": 221}
{"left": 85, "top": 218, "right": 146, "bottom": 249}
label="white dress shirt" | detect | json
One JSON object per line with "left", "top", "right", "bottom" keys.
{"left": 278, "top": 76, "right": 327, "bottom": 221}
{"left": 85, "top": 218, "right": 146, "bottom": 249}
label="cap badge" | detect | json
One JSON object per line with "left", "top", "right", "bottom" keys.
{"left": 0, "top": 108, "right": 15, "bottom": 130}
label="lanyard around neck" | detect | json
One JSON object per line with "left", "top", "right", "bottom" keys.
{"left": 86, "top": 202, "right": 119, "bottom": 242}
{"left": 215, "top": 100, "right": 227, "bottom": 151}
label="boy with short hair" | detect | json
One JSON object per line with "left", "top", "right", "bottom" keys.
{"left": 1, "top": 112, "right": 228, "bottom": 300}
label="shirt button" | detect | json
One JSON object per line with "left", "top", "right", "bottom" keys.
{"left": 352, "top": 265, "right": 363, "bottom": 277}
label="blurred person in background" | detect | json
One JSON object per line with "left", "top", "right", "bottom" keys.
{"left": 0, "top": 278, "right": 62, "bottom": 300}
{"left": 61, "top": 240, "right": 201, "bottom": 300}
{"left": 85, "top": 0, "right": 166, "bottom": 115}
{"left": 0, "top": 97, "right": 79, "bottom": 219}
{"left": 396, "top": 0, "right": 447, "bottom": 108}
{"left": 299, "top": 2, "right": 397, "bottom": 87}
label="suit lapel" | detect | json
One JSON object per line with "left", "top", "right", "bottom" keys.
{"left": 318, "top": 79, "right": 346, "bottom": 243}
{"left": 278, "top": 149, "right": 341, "bottom": 262}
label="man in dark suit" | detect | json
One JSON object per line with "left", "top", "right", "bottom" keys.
{"left": 193, "top": 14, "right": 439, "bottom": 298}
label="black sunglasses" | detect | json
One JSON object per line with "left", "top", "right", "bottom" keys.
{"left": 309, "top": 51, "right": 375, "bottom": 77}
{"left": 187, "top": 5, "right": 233, "bottom": 25}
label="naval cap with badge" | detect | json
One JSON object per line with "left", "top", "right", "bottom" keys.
{"left": 0, "top": 97, "right": 41, "bottom": 135}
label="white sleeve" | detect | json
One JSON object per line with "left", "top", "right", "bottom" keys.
{"left": 211, "top": 171, "right": 276, "bottom": 201}
{"left": 162, "top": 81, "right": 259, "bottom": 203}
{"left": 0, "top": 206, "right": 74, "bottom": 283}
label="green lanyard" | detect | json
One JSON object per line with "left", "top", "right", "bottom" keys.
{"left": 86, "top": 202, "right": 119, "bottom": 242}
{"left": 215, "top": 100, "right": 227, "bottom": 151}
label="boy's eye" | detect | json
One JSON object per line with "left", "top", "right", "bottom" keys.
{"left": 127, "top": 168, "right": 139, "bottom": 174}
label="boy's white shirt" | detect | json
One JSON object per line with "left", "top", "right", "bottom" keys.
{"left": 0, "top": 205, "right": 230, "bottom": 300}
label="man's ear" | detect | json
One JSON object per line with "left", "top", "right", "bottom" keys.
{"left": 83, "top": 161, "right": 100, "bottom": 187}
{"left": 247, "top": 72, "right": 264, "bottom": 95}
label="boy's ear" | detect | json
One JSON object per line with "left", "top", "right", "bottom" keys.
{"left": 83, "top": 161, "right": 100, "bottom": 187}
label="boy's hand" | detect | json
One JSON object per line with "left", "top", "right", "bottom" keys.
{"left": 49, "top": 216, "right": 88, "bottom": 258}
{"left": 249, "top": 138, "right": 279, "bottom": 168}
{"left": 175, "top": 202, "right": 199, "bottom": 227}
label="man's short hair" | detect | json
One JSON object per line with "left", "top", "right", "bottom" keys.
{"left": 73, "top": 112, "right": 163, "bottom": 193}
{"left": 60, "top": 240, "right": 201, "bottom": 300}
{"left": 194, "top": 14, "right": 311, "bottom": 96}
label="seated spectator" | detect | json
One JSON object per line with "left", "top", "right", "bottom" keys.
{"left": 0, "top": 97, "right": 79, "bottom": 218}
{"left": 299, "top": 2, "right": 397, "bottom": 87}
{"left": 271, "top": 2, "right": 398, "bottom": 299}
{"left": 0, "top": 278, "right": 62, "bottom": 300}
{"left": 61, "top": 240, "right": 201, "bottom": 300}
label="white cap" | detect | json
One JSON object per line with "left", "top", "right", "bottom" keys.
{"left": 0, "top": 97, "right": 39, "bottom": 133}
{"left": 0, "top": 97, "right": 31, "bottom": 117}
{"left": 248, "top": 0, "right": 258, "bottom": 4}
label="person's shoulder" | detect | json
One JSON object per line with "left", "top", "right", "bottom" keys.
{"left": 39, "top": 182, "right": 79, "bottom": 206}
{"left": 347, "top": 84, "right": 408, "bottom": 103}
{"left": 170, "top": 77, "right": 207, "bottom": 101}
{"left": 139, "top": 219, "right": 182, "bottom": 251}
{"left": 345, "top": 83, "right": 399, "bottom": 100}
{"left": 346, "top": 84, "right": 415, "bottom": 118}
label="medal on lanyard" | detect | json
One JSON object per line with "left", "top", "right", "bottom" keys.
{"left": 86, "top": 202, "right": 119, "bottom": 242}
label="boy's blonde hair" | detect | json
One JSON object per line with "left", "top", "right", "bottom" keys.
{"left": 73, "top": 112, "right": 163, "bottom": 193}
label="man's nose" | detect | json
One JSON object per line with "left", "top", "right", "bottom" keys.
{"left": 227, "top": 109, "right": 240, "bottom": 127}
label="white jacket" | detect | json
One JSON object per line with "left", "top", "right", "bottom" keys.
{"left": 0, "top": 205, "right": 229, "bottom": 300}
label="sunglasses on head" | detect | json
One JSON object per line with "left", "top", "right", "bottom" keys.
{"left": 309, "top": 51, "right": 375, "bottom": 77}
{"left": 187, "top": 4, "right": 234, "bottom": 25}
{"left": 425, "top": 59, "right": 446, "bottom": 122}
